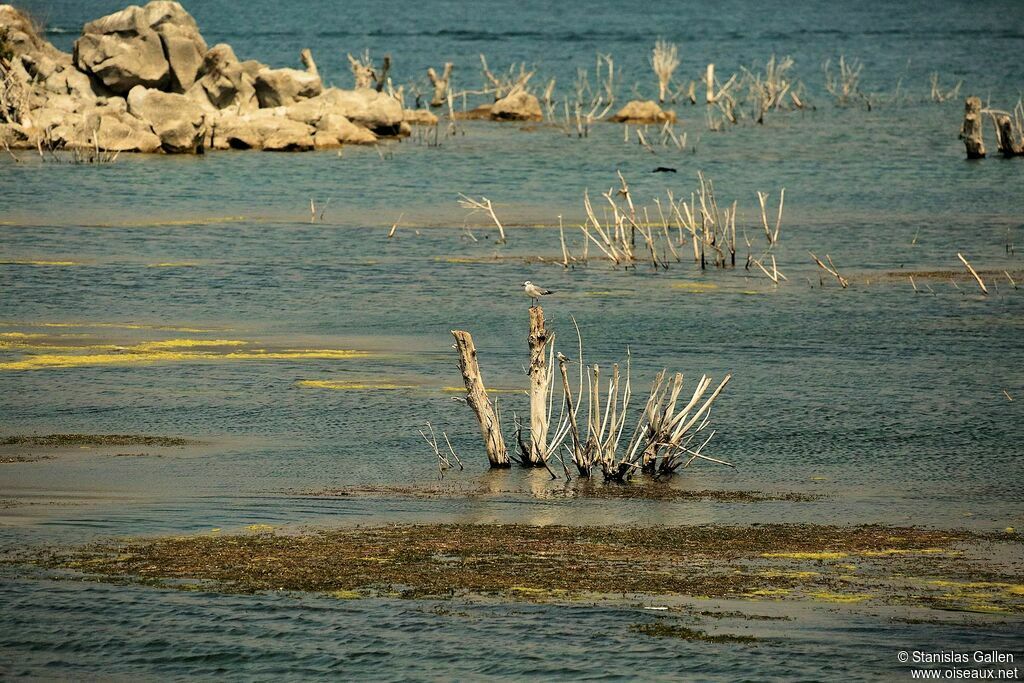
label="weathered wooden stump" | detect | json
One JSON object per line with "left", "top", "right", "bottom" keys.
{"left": 961, "top": 96, "right": 986, "bottom": 159}
{"left": 451, "top": 330, "right": 509, "bottom": 468}
{"left": 995, "top": 114, "right": 1024, "bottom": 157}
{"left": 526, "top": 306, "right": 550, "bottom": 466}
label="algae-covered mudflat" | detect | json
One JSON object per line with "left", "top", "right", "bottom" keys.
{"left": 2, "top": 0, "right": 1023, "bottom": 679}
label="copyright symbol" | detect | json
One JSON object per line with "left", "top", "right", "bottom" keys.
{"left": 898, "top": 651, "right": 909, "bottom": 663}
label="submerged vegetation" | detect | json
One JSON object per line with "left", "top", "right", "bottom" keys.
{"left": 0, "top": 434, "right": 198, "bottom": 447}
{"left": 19, "top": 523, "right": 1022, "bottom": 614}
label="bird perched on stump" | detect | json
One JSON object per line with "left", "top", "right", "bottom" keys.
{"left": 523, "top": 280, "right": 553, "bottom": 306}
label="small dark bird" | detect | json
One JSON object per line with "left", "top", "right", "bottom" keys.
{"left": 652, "top": 167, "right": 677, "bottom": 173}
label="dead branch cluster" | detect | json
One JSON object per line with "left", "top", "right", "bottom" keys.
{"left": 962, "top": 96, "right": 1024, "bottom": 159}
{"left": 448, "top": 308, "right": 733, "bottom": 483}
{"left": 561, "top": 171, "right": 786, "bottom": 285}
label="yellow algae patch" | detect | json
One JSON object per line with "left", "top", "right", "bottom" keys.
{"left": 672, "top": 282, "right": 718, "bottom": 292}
{"left": 928, "top": 580, "right": 1024, "bottom": 594}
{"left": 810, "top": 591, "right": 871, "bottom": 604}
{"left": 759, "top": 569, "right": 820, "bottom": 579}
{"left": 0, "top": 343, "right": 370, "bottom": 370}
{"left": 147, "top": 262, "right": 199, "bottom": 268}
{"left": 745, "top": 588, "right": 790, "bottom": 598}
{"left": 0, "top": 259, "right": 80, "bottom": 266}
{"left": 762, "top": 551, "right": 848, "bottom": 560}
{"left": 860, "top": 547, "right": 946, "bottom": 557}
{"left": 298, "top": 380, "right": 415, "bottom": 391}
{"left": 326, "top": 590, "right": 361, "bottom": 600}
{"left": 246, "top": 524, "right": 274, "bottom": 534}
{"left": 741, "top": 290, "right": 762, "bottom": 295}
{"left": 134, "top": 339, "right": 247, "bottom": 350}
{"left": 0, "top": 332, "right": 46, "bottom": 339}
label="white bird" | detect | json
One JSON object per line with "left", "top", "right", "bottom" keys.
{"left": 523, "top": 280, "right": 553, "bottom": 306}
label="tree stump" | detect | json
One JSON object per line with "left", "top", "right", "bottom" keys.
{"left": 427, "top": 63, "right": 453, "bottom": 108}
{"left": 995, "top": 114, "right": 1024, "bottom": 157}
{"left": 961, "top": 96, "right": 986, "bottom": 159}
{"left": 451, "top": 330, "right": 509, "bottom": 467}
{"left": 526, "top": 306, "right": 550, "bottom": 466}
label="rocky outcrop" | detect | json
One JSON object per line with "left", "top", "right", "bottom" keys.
{"left": 186, "top": 44, "right": 258, "bottom": 112}
{"left": 0, "top": 121, "right": 29, "bottom": 146}
{"left": 490, "top": 90, "right": 542, "bottom": 121}
{"left": 403, "top": 109, "right": 438, "bottom": 126}
{"left": 44, "top": 98, "right": 163, "bottom": 152}
{"left": 208, "top": 109, "right": 313, "bottom": 151}
{"left": 0, "top": 4, "right": 63, "bottom": 61}
{"left": 608, "top": 100, "right": 677, "bottom": 124}
{"left": 73, "top": 1, "right": 206, "bottom": 95}
{"left": 253, "top": 67, "right": 321, "bottom": 108}
{"left": 127, "top": 85, "right": 205, "bottom": 152}
{"left": 313, "top": 112, "right": 377, "bottom": 147}
{"left": 1, "top": 1, "right": 396, "bottom": 153}
{"left": 289, "top": 87, "right": 403, "bottom": 135}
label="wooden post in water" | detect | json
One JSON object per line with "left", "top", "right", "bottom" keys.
{"left": 961, "top": 96, "right": 986, "bottom": 159}
{"left": 451, "top": 330, "right": 510, "bottom": 467}
{"left": 427, "top": 63, "right": 453, "bottom": 107}
{"left": 300, "top": 49, "right": 318, "bottom": 77}
{"left": 526, "top": 306, "right": 550, "bottom": 466}
{"left": 994, "top": 114, "right": 1024, "bottom": 157}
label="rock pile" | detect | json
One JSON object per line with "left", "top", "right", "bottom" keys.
{"left": 0, "top": 1, "right": 414, "bottom": 153}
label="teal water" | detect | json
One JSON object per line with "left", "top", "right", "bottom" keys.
{"left": 2, "top": 0, "right": 1024, "bottom": 679}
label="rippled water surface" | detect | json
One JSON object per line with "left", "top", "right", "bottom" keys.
{"left": 2, "top": 0, "right": 1023, "bottom": 679}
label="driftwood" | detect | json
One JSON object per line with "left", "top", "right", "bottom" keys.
{"left": 956, "top": 252, "right": 988, "bottom": 295}
{"left": 526, "top": 306, "right": 551, "bottom": 466}
{"left": 348, "top": 52, "right": 375, "bottom": 89}
{"left": 994, "top": 114, "right": 1024, "bottom": 157}
{"left": 427, "top": 63, "right": 453, "bottom": 107}
{"left": 960, "top": 97, "right": 986, "bottom": 159}
{"left": 651, "top": 41, "right": 679, "bottom": 104}
{"left": 451, "top": 330, "right": 510, "bottom": 467}
{"left": 451, "top": 308, "right": 732, "bottom": 481}
{"left": 300, "top": 49, "right": 318, "bottom": 77}
{"left": 457, "top": 194, "right": 507, "bottom": 243}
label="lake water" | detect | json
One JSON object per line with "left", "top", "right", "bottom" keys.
{"left": 1, "top": 0, "right": 1023, "bottom": 679}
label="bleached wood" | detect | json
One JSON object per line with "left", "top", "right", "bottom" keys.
{"left": 957, "top": 252, "right": 988, "bottom": 295}
{"left": 961, "top": 97, "right": 986, "bottom": 159}
{"left": 451, "top": 330, "right": 510, "bottom": 467}
{"left": 527, "top": 306, "right": 551, "bottom": 465}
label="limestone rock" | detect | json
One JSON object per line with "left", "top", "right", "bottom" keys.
{"left": 0, "top": 121, "right": 30, "bottom": 148}
{"left": 490, "top": 90, "right": 542, "bottom": 121}
{"left": 0, "top": 5, "right": 64, "bottom": 61}
{"left": 127, "top": 85, "right": 206, "bottom": 152}
{"left": 314, "top": 112, "right": 376, "bottom": 145}
{"left": 188, "top": 44, "right": 259, "bottom": 112}
{"left": 253, "top": 67, "right": 321, "bottom": 108}
{"left": 608, "top": 100, "right": 676, "bottom": 124}
{"left": 291, "top": 87, "right": 402, "bottom": 134}
{"left": 73, "top": 1, "right": 207, "bottom": 95}
{"left": 208, "top": 109, "right": 314, "bottom": 151}
{"left": 452, "top": 104, "right": 492, "bottom": 121}
{"left": 43, "top": 100, "right": 162, "bottom": 152}
{"left": 403, "top": 109, "right": 438, "bottom": 126}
